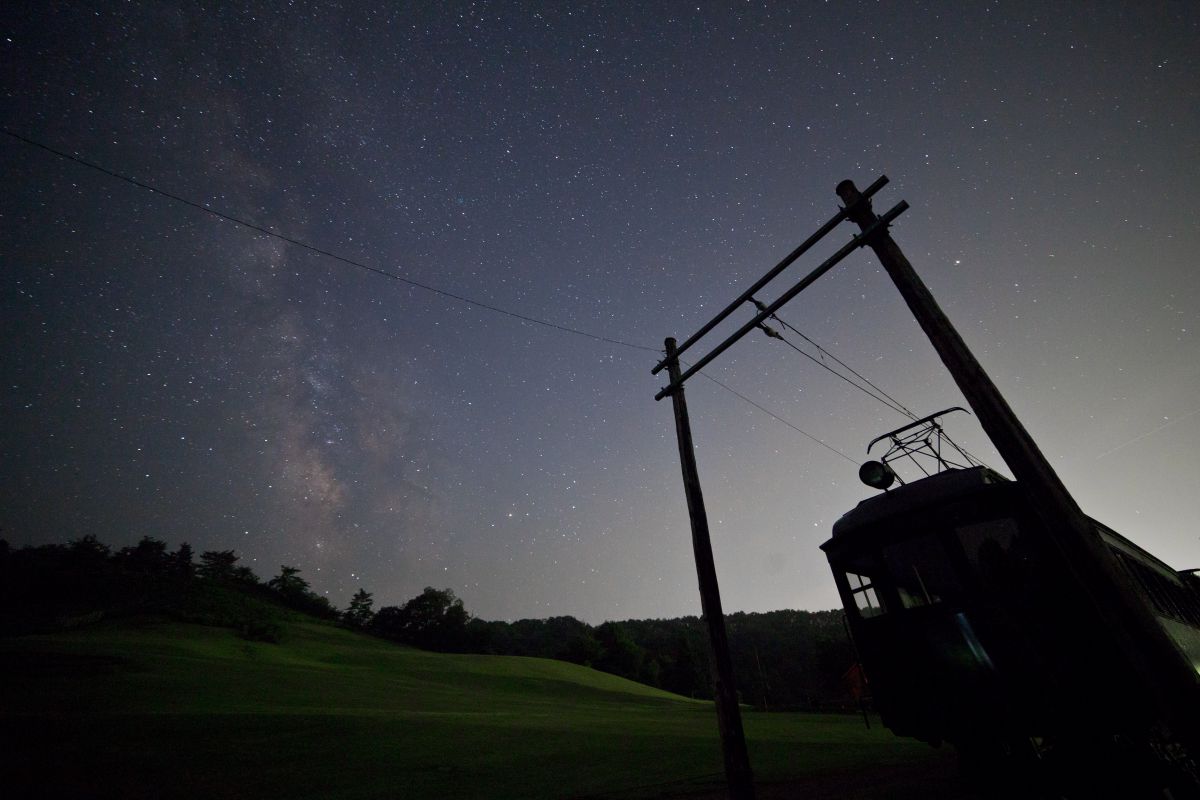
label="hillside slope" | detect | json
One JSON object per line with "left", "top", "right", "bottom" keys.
{"left": 0, "top": 617, "right": 941, "bottom": 799}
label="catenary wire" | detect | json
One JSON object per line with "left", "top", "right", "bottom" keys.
{"left": 751, "top": 298, "right": 918, "bottom": 420}
{"left": 761, "top": 325, "right": 913, "bottom": 419}
{"left": 2, "top": 128, "right": 660, "bottom": 355}
{"left": 761, "top": 325, "right": 992, "bottom": 467}
{"left": 772, "top": 314, "right": 918, "bottom": 418}
{"left": 684, "top": 367, "right": 857, "bottom": 465}
{"left": 749, "top": 304, "right": 995, "bottom": 469}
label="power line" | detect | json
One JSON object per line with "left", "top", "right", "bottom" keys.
{"left": 748, "top": 302, "right": 995, "bottom": 469}
{"left": 760, "top": 324, "right": 913, "bottom": 419}
{"left": 5, "top": 127, "right": 857, "bottom": 465}
{"left": 2, "top": 128, "right": 660, "bottom": 355}
{"left": 750, "top": 298, "right": 917, "bottom": 420}
{"left": 689, "top": 368, "right": 857, "bottom": 465}
{"left": 775, "top": 315, "right": 917, "bottom": 418}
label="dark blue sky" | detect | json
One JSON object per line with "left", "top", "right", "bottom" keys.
{"left": 3, "top": 1, "right": 1198, "bottom": 622}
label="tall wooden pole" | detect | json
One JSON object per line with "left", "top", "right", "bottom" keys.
{"left": 836, "top": 180, "right": 1199, "bottom": 744}
{"left": 664, "top": 337, "right": 756, "bottom": 800}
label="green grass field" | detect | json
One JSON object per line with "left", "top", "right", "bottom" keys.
{"left": 0, "top": 617, "right": 943, "bottom": 799}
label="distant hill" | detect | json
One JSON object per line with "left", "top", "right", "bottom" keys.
{"left": 0, "top": 614, "right": 943, "bottom": 800}
{"left": 0, "top": 538, "right": 951, "bottom": 798}
{"left": 0, "top": 537, "right": 860, "bottom": 712}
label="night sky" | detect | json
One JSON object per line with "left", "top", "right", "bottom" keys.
{"left": 3, "top": 2, "right": 1199, "bottom": 623}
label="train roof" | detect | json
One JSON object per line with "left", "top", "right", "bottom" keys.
{"left": 823, "top": 466, "right": 1186, "bottom": 578}
{"left": 825, "top": 466, "right": 1010, "bottom": 547}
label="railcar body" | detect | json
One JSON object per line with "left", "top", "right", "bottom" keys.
{"left": 821, "top": 465, "right": 1200, "bottom": 791}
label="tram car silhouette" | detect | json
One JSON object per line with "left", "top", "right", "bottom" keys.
{"left": 821, "top": 410, "right": 1200, "bottom": 793}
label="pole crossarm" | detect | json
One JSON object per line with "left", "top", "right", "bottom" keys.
{"left": 655, "top": 200, "right": 908, "bottom": 401}
{"left": 651, "top": 175, "right": 890, "bottom": 376}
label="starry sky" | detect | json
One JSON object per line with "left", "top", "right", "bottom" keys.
{"left": 2, "top": 2, "right": 1198, "bottom": 623}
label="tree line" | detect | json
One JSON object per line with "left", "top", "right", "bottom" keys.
{"left": 0, "top": 536, "right": 860, "bottom": 711}
{"left": 0, "top": 534, "right": 346, "bottom": 642}
{"left": 373, "top": 587, "right": 859, "bottom": 711}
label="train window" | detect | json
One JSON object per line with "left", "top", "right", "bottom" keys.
{"left": 1112, "top": 549, "right": 1200, "bottom": 626}
{"left": 957, "top": 518, "right": 1025, "bottom": 591}
{"left": 845, "top": 571, "right": 885, "bottom": 618}
{"left": 882, "top": 533, "right": 961, "bottom": 609}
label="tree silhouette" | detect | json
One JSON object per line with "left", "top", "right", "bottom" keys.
{"left": 267, "top": 565, "right": 310, "bottom": 598}
{"left": 562, "top": 630, "right": 603, "bottom": 667}
{"left": 68, "top": 534, "right": 110, "bottom": 565}
{"left": 198, "top": 550, "right": 238, "bottom": 580}
{"left": 263, "top": 565, "right": 338, "bottom": 619}
{"left": 344, "top": 588, "right": 374, "bottom": 628}
{"left": 373, "top": 587, "right": 468, "bottom": 651}
{"left": 168, "top": 542, "right": 194, "bottom": 578}
{"left": 118, "top": 536, "right": 168, "bottom": 574}
{"left": 594, "top": 622, "right": 645, "bottom": 680}
{"left": 231, "top": 565, "right": 260, "bottom": 584}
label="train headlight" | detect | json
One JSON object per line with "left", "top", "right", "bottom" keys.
{"left": 859, "top": 460, "right": 896, "bottom": 490}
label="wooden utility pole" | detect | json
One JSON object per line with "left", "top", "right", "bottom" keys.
{"left": 836, "top": 179, "right": 1200, "bottom": 744}
{"left": 664, "top": 337, "right": 756, "bottom": 800}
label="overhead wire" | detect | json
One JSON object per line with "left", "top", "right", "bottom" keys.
{"left": 693, "top": 370, "right": 858, "bottom": 465}
{"left": 751, "top": 298, "right": 917, "bottom": 420}
{"left": 2, "top": 128, "right": 660, "bottom": 355}
{"left": 747, "top": 301, "right": 995, "bottom": 469}
{"left": 756, "top": 321, "right": 913, "bottom": 419}
{"left": 6, "top": 127, "right": 856, "bottom": 465}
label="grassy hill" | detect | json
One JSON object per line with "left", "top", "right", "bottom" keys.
{"left": 1, "top": 614, "right": 953, "bottom": 799}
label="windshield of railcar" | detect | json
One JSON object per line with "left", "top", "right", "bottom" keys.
{"left": 882, "top": 532, "right": 962, "bottom": 609}
{"left": 840, "top": 514, "right": 1029, "bottom": 619}
{"left": 956, "top": 518, "right": 1028, "bottom": 593}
